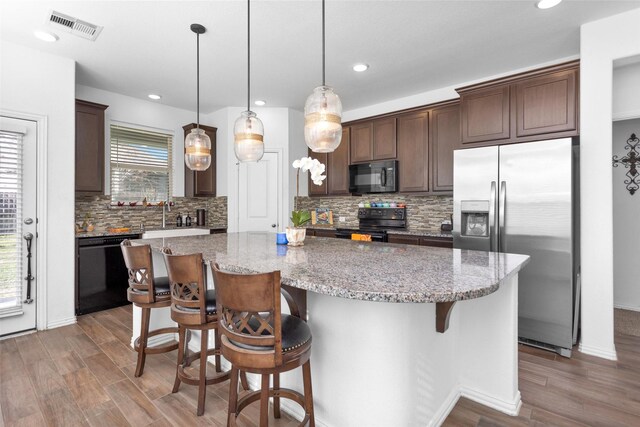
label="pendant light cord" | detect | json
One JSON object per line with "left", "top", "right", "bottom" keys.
{"left": 196, "top": 31, "right": 200, "bottom": 129}
{"left": 247, "top": 0, "right": 251, "bottom": 112}
{"left": 322, "top": 0, "right": 325, "bottom": 86}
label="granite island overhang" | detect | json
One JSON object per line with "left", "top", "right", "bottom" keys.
{"left": 135, "top": 232, "right": 530, "bottom": 426}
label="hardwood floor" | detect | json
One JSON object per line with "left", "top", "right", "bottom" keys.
{"left": 444, "top": 334, "right": 640, "bottom": 426}
{"left": 3, "top": 305, "right": 640, "bottom": 426}
{"left": 0, "top": 306, "right": 298, "bottom": 427}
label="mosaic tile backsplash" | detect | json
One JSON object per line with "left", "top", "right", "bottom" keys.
{"left": 295, "top": 195, "right": 453, "bottom": 234}
{"left": 76, "top": 195, "right": 227, "bottom": 232}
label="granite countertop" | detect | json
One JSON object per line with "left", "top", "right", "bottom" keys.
{"left": 76, "top": 224, "right": 227, "bottom": 238}
{"left": 140, "top": 232, "right": 529, "bottom": 303}
{"left": 306, "top": 226, "right": 452, "bottom": 239}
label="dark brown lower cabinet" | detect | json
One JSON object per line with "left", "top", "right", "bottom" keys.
{"left": 388, "top": 234, "right": 453, "bottom": 248}
{"left": 309, "top": 229, "right": 336, "bottom": 238}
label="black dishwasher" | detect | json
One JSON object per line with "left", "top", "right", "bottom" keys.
{"left": 76, "top": 234, "right": 140, "bottom": 315}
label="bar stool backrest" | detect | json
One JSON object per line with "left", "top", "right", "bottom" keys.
{"left": 211, "top": 263, "right": 283, "bottom": 369}
{"left": 163, "top": 251, "right": 208, "bottom": 325}
{"left": 121, "top": 240, "right": 156, "bottom": 304}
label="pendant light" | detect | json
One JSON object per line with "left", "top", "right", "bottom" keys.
{"left": 304, "top": 0, "right": 342, "bottom": 153}
{"left": 234, "top": 0, "right": 265, "bottom": 162}
{"left": 184, "top": 23, "right": 212, "bottom": 171}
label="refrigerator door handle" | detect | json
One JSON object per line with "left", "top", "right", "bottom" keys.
{"left": 499, "top": 181, "right": 506, "bottom": 251}
{"left": 489, "top": 181, "right": 497, "bottom": 251}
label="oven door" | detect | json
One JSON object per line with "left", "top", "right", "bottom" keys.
{"left": 349, "top": 160, "right": 398, "bottom": 194}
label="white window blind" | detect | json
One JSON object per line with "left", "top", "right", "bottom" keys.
{"left": 0, "top": 130, "right": 23, "bottom": 311}
{"left": 110, "top": 125, "right": 173, "bottom": 203}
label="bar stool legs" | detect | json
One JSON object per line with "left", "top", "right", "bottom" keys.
{"left": 132, "top": 306, "right": 180, "bottom": 378}
{"left": 303, "top": 361, "right": 315, "bottom": 427}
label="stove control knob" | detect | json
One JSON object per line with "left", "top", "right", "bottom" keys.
{"left": 395, "top": 209, "right": 404, "bottom": 217}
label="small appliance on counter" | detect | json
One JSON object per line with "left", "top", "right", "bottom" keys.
{"left": 196, "top": 208, "right": 206, "bottom": 226}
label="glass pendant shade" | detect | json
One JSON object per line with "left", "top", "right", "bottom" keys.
{"left": 234, "top": 111, "right": 264, "bottom": 162}
{"left": 304, "top": 85, "right": 343, "bottom": 153}
{"left": 184, "top": 127, "right": 212, "bottom": 171}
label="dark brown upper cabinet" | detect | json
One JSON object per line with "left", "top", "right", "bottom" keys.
{"left": 350, "top": 118, "right": 397, "bottom": 163}
{"left": 460, "top": 85, "right": 510, "bottom": 144}
{"left": 457, "top": 60, "right": 579, "bottom": 146}
{"left": 75, "top": 99, "right": 108, "bottom": 193}
{"left": 515, "top": 69, "right": 577, "bottom": 138}
{"left": 350, "top": 122, "right": 374, "bottom": 163}
{"left": 373, "top": 117, "right": 397, "bottom": 160}
{"left": 327, "top": 128, "right": 351, "bottom": 195}
{"left": 397, "top": 112, "right": 429, "bottom": 193}
{"left": 183, "top": 123, "right": 217, "bottom": 197}
{"left": 431, "top": 103, "right": 461, "bottom": 192}
{"left": 308, "top": 151, "right": 328, "bottom": 196}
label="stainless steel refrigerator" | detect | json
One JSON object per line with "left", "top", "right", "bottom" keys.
{"left": 453, "top": 138, "right": 580, "bottom": 357}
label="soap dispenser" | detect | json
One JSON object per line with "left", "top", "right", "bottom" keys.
{"left": 176, "top": 212, "right": 183, "bottom": 227}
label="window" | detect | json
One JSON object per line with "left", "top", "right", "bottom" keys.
{"left": 110, "top": 125, "right": 172, "bottom": 203}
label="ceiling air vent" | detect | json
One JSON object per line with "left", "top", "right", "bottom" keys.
{"left": 48, "top": 10, "right": 103, "bottom": 41}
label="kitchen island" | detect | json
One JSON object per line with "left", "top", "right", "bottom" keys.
{"left": 136, "top": 232, "right": 529, "bottom": 426}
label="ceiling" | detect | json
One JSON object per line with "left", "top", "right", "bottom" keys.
{"left": 2, "top": 1, "right": 639, "bottom": 114}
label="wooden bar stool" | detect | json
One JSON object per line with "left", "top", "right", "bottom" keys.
{"left": 120, "top": 240, "right": 180, "bottom": 377}
{"left": 163, "top": 250, "right": 248, "bottom": 416}
{"left": 212, "top": 262, "right": 315, "bottom": 427}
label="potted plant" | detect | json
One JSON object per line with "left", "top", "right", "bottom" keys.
{"left": 288, "top": 157, "right": 326, "bottom": 246}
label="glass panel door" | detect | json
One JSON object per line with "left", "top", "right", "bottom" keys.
{"left": 0, "top": 116, "right": 37, "bottom": 336}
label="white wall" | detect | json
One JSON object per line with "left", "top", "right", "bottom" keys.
{"left": 613, "top": 119, "right": 640, "bottom": 311}
{"left": 613, "top": 61, "right": 640, "bottom": 121}
{"left": 579, "top": 7, "right": 640, "bottom": 360}
{"left": 207, "top": 107, "right": 296, "bottom": 232}
{"left": 288, "top": 109, "right": 307, "bottom": 210}
{"left": 75, "top": 85, "right": 197, "bottom": 197}
{"left": 0, "top": 41, "right": 76, "bottom": 328}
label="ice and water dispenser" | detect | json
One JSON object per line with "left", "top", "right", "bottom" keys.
{"left": 460, "top": 200, "right": 490, "bottom": 237}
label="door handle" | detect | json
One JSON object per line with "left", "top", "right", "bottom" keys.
{"left": 271, "top": 224, "right": 276, "bottom": 228}
{"left": 489, "top": 181, "right": 497, "bottom": 251}
{"left": 24, "top": 218, "right": 34, "bottom": 225}
{"left": 499, "top": 181, "right": 506, "bottom": 252}
{"left": 23, "top": 232, "right": 34, "bottom": 304}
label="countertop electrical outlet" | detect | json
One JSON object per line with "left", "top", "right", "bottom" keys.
{"left": 339, "top": 216, "right": 346, "bottom": 222}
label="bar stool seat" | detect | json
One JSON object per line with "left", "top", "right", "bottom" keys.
{"left": 235, "top": 315, "right": 311, "bottom": 353}
{"left": 120, "top": 240, "right": 180, "bottom": 378}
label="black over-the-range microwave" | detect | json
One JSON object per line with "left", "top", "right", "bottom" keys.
{"left": 349, "top": 160, "right": 398, "bottom": 194}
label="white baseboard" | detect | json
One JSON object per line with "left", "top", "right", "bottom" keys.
{"left": 614, "top": 303, "right": 640, "bottom": 312}
{"left": 46, "top": 316, "right": 77, "bottom": 330}
{"left": 460, "top": 387, "right": 522, "bottom": 416}
{"left": 432, "top": 386, "right": 462, "bottom": 427}
{"left": 578, "top": 342, "right": 618, "bottom": 361}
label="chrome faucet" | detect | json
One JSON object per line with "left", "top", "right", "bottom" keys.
{"left": 162, "top": 201, "right": 171, "bottom": 228}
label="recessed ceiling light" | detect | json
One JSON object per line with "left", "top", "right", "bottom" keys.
{"left": 254, "top": 100, "right": 266, "bottom": 106}
{"left": 148, "top": 94, "right": 161, "bottom": 100}
{"left": 536, "top": 0, "right": 562, "bottom": 9}
{"left": 34, "top": 30, "right": 58, "bottom": 42}
{"left": 353, "top": 63, "right": 369, "bottom": 72}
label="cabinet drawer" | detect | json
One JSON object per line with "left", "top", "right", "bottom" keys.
{"left": 387, "top": 234, "right": 420, "bottom": 245}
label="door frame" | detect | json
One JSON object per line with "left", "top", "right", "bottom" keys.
{"left": 0, "top": 109, "right": 48, "bottom": 332}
